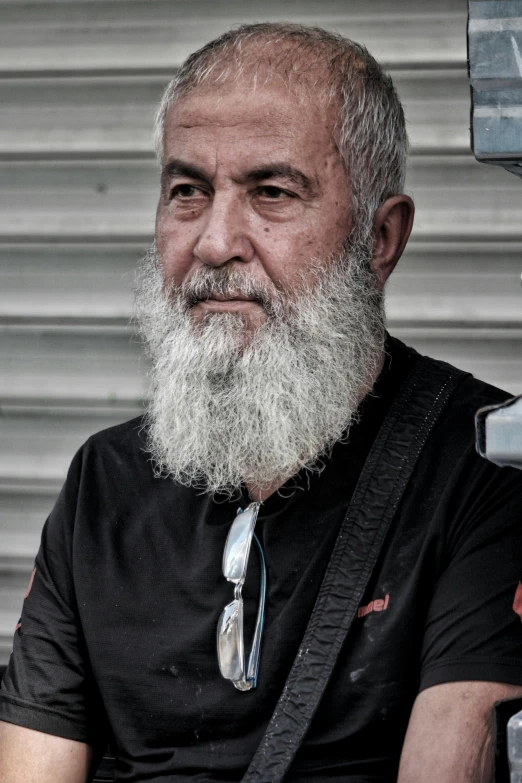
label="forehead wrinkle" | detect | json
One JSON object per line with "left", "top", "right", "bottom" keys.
{"left": 177, "top": 123, "right": 296, "bottom": 143}
{"left": 169, "top": 81, "right": 322, "bottom": 129}
{"left": 172, "top": 110, "right": 340, "bottom": 172}
{"left": 163, "top": 84, "right": 347, "bottom": 197}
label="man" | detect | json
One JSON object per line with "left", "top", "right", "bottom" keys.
{"left": 1, "top": 22, "right": 522, "bottom": 783}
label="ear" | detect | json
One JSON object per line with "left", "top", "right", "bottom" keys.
{"left": 371, "top": 195, "right": 415, "bottom": 290}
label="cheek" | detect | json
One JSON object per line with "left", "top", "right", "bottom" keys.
{"left": 260, "top": 225, "right": 335, "bottom": 286}
{"left": 155, "top": 216, "right": 197, "bottom": 286}
{"left": 258, "top": 238, "right": 314, "bottom": 290}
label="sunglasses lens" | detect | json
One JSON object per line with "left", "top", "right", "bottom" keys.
{"left": 217, "top": 599, "right": 244, "bottom": 681}
{"left": 223, "top": 504, "right": 258, "bottom": 582}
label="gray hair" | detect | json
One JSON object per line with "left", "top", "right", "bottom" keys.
{"left": 154, "top": 22, "right": 408, "bottom": 238}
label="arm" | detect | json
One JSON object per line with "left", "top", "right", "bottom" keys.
{"left": 0, "top": 449, "right": 109, "bottom": 771}
{"left": 0, "top": 721, "right": 92, "bottom": 783}
{"left": 397, "top": 680, "right": 522, "bottom": 783}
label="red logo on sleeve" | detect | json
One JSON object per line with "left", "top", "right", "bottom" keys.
{"left": 513, "top": 582, "right": 522, "bottom": 621}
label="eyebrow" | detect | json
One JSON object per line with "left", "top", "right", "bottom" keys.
{"left": 245, "top": 164, "right": 318, "bottom": 197}
{"left": 162, "top": 158, "right": 318, "bottom": 197}
{"left": 162, "top": 159, "right": 208, "bottom": 184}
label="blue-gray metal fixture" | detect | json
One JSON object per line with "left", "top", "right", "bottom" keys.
{"left": 469, "top": 3, "right": 522, "bottom": 780}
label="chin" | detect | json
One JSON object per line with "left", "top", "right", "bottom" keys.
{"left": 191, "top": 307, "right": 267, "bottom": 337}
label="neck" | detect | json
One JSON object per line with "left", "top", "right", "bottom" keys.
{"left": 245, "top": 477, "right": 290, "bottom": 504}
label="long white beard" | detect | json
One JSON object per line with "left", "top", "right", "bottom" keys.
{"left": 134, "top": 240, "right": 385, "bottom": 495}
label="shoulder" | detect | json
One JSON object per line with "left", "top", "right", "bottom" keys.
{"left": 61, "top": 415, "right": 153, "bottom": 499}
{"left": 396, "top": 346, "right": 522, "bottom": 534}
{"left": 417, "top": 353, "right": 513, "bottom": 436}
{"left": 83, "top": 414, "right": 146, "bottom": 455}
{"left": 391, "top": 339, "right": 522, "bottom": 500}
{"left": 442, "top": 366, "right": 511, "bottom": 410}
{"left": 390, "top": 336, "right": 513, "bottom": 427}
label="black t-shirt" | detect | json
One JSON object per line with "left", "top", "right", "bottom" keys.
{"left": 2, "top": 336, "right": 522, "bottom": 782}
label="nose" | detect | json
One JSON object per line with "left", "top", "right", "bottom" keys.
{"left": 193, "top": 192, "right": 255, "bottom": 267}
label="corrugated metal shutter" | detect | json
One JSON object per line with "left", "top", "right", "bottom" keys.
{"left": 2, "top": 0, "right": 522, "bottom": 663}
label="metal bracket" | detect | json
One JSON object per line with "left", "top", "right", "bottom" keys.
{"left": 476, "top": 395, "right": 522, "bottom": 469}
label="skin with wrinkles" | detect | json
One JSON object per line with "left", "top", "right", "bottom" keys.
{"left": 156, "top": 80, "right": 353, "bottom": 339}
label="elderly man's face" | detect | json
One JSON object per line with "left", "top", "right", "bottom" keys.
{"left": 155, "top": 80, "right": 352, "bottom": 331}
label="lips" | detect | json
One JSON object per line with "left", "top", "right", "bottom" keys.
{"left": 203, "top": 293, "right": 254, "bottom": 302}
{"left": 194, "top": 296, "right": 262, "bottom": 312}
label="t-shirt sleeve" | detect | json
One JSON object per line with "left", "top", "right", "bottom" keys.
{"left": 0, "top": 446, "right": 108, "bottom": 745}
{"left": 419, "top": 460, "right": 522, "bottom": 691}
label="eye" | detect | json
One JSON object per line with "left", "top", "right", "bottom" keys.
{"left": 258, "top": 185, "right": 293, "bottom": 200}
{"left": 170, "top": 184, "right": 205, "bottom": 199}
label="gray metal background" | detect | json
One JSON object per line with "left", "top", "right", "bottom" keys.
{"left": 1, "top": 0, "right": 522, "bottom": 664}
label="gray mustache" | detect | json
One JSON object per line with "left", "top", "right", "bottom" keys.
{"left": 181, "top": 270, "right": 281, "bottom": 316}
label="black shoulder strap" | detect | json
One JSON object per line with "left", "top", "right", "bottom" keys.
{"left": 242, "top": 356, "right": 470, "bottom": 783}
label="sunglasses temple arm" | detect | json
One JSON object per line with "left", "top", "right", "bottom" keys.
{"left": 246, "top": 532, "right": 266, "bottom": 687}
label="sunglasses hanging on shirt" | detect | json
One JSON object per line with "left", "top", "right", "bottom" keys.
{"left": 217, "top": 502, "right": 266, "bottom": 691}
